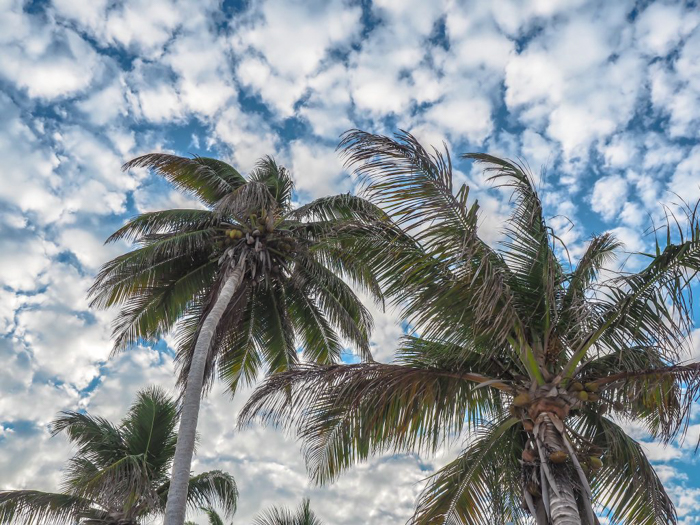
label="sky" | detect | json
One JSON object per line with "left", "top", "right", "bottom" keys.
{"left": 1, "top": 0, "right": 700, "bottom": 523}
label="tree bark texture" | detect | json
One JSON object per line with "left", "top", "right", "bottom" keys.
{"left": 541, "top": 415, "right": 581, "bottom": 525}
{"left": 163, "top": 260, "right": 245, "bottom": 525}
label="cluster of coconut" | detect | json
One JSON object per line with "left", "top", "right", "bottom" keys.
{"left": 221, "top": 212, "right": 296, "bottom": 254}
{"left": 568, "top": 381, "right": 600, "bottom": 402}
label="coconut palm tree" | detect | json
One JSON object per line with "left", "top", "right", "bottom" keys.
{"left": 0, "top": 387, "right": 237, "bottom": 525}
{"left": 240, "top": 130, "right": 700, "bottom": 525}
{"left": 185, "top": 506, "right": 228, "bottom": 525}
{"left": 90, "top": 154, "right": 381, "bottom": 525}
{"left": 253, "top": 499, "right": 322, "bottom": 525}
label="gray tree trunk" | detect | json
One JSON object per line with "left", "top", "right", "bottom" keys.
{"left": 164, "top": 260, "right": 245, "bottom": 525}
{"left": 542, "top": 416, "right": 581, "bottom": 525}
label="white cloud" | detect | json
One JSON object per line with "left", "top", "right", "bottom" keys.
{"left": 669, "top": 146, "right": 700, "bottom": 203}
{"left": 0, "top": 2, "right": 105, "bottom": 99}
{"left": 232, "top": 0, "right": 362, "bottom": 117}
{"left": 634, "top": 1, "right": 699, "bottom": 58}
{"left": 591, "top": 175, "right": 629, "bottom": 221}
{"left": 289, "top": 141, "right": 350, "bottom": 199}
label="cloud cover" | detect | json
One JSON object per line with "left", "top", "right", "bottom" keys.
{"left": 2, "top": 0, "right": 700, "bottom": 522}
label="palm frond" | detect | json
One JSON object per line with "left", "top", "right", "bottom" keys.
{"left": 0, "top": 490, "right": 93, "bottom": 525}
{"left": 290, "top": 194, "right": 387, "bottom": 222}
{"left": 121, "top": 387, "right": 178, "bottom": 478}
{"left": 123, "top": 154, "right": 245, "bottom": 206}
{"left": 410, "top": 417, "right": 524, "bottom": 525}
{"left": 253, "top": 498, "right": 322, "bottom": 525}
{"left": 339, "top": 130, "right": 520, "bottom": 350}
{"left": 291, "top": 253, "right": 373, "bottom": 360}
{"left": 248, "top": 156, "right": 294, "bottom": 210}
{"left": 573, "top": 413, "right": 676, "bottom": 525}
{"left": 562, "top": 205, "right": 700, "bottom": 379}
{"left": 239, "top": 363, "right": 505, "bottom": 483}
{"left": 465, "top": 154, "right": 564, "bottom": 359}
{"left": 106, "top": 209, "right": 220, "bottom": 244}
{"left": 183, "top": 471, "right": 238, "bottom": 519}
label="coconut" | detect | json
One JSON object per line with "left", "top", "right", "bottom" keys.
{"left": 549, "top": 450, "right": 568, "bottom": 464}
{"left": 587, "top": 393, "right": 600, "bottom": 402}
{"left": 599, "top": 403, "right": 609, "bottom": 414}
{"left": 613, "top": 401, "right": 625, "bottom": 411}
{"left": 584, "top": 382, "right": 599, "bottom": 393}
{"left": 509, "top": 405, "right": 519, "bottom": 417}
{"left": 526, "top": 482, "right": 541, "bottom": 497}
{"left": 522, "top": 448, "right": 537, "bottom": 463}
{"left": 588, "top": 446, "right": 603, "bottom": 458}
{"left": 577, "top": 391, "right": 589, "bottom": 402}
{"left": 589, "top": 456, "right": 603, "bottom": 470}
{"left": 513, "top": 393, "right": 531, "bottom": 408}
{"left": 570, "top": 382, "right": 584, "bottom": 392}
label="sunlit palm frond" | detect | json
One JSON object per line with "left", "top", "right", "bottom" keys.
{"left": 465, "top": 154, "right": 564, "bottom": 351}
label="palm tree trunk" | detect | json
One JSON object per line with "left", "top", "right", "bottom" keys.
{"left": 548, "top": 475, "right": 580, "bottom": 525}
{"left": 164, "top": 259, "right": 245, "bottom": 525}
{"left": 541, "top": 415, "right": 581, "bottom": 525}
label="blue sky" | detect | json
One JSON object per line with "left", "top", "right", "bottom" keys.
{"left": 1, "top": 0, "right": 700, "bottom": 522}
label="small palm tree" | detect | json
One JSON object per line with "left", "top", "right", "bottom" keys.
{"left": 0, "top": 387, "right": 236, "bottom": 524}
{"left": 185, "top": 506, "right": 228, "bottom": 525}
{"left": 254, "top": 499, "right": 322, "bottom": 525}
{"left": 241, "top": 130, "right": 700, "bottom": 524}
{"left": 90, "top": 154, "right": 381, "bottom": 525}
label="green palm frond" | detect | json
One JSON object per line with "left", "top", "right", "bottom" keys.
{"left": 574, "top": 413, "right": 675, "bottom": 525}
{"left": 291, "top": 194, "right": 388, "bottom": 222}
{"left": 106, "top": 209, "right": 220, "bottom": 244}
{"left": 248, "top": 156, "right": 294, "bottom": 209}
{"left": 4, "top": 389, "right": 237, "bottom": 525}
{"left": 121, "top": 387, "right": 178, "bottom": 477}
{"left": 0, "top": 490, "right": 93, "bottom": 525}
{"left": 410, "top": 417, "right": 524, "bottom": 525}
{"left": 562, "top": 208, "right": 700, "bottom": 379}
{"left": 239, "top": 363, "right": 506, "bottom": 483}
{"left": 253, "top": 499, "right": 323, "bottom": 525}
{"left": 339, "top": 130, "right": 520, "bottom": 353}
{"left": 180, "top": 471, "right": 238, "bottom": 519}
{"left": 123, "top": 154, "right": 245, "bottom": 206}
{"left": 291, "top": 253, "right": 373, "bottom": 360}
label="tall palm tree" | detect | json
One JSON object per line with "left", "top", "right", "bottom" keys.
{"left": 90, "top": 154, "right": 381, "bottom": 525}
{"left": 253, "top": 499, "right": 322, "bottom": 525}
{"left": 0, "top": 387, "right": 237, "bottom": 524}
{"left": 240, "top": 130, "right": 700, "bottom": 524}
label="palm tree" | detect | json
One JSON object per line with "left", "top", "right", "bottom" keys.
{"left": 253, "top": 499, "right": 322, "bottom": 525}
{"left": 90, "top": 154, "right": 381, "bottom": 525}
{"left": 185, "top": 506, "right": 228, "bottom": 525}
{"left": 240, "top": 130, "right": 700, "bottom": 524}
{"left": 0, "top": 387, "right": 237, "bottom": 524}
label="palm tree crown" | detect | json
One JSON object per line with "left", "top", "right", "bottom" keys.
{"left": 0, "top": 387, "right": 237, "bottom": 524}
{"left": 241, "top": 130, "right": 700, "bottom": 525}
{"left": 91, "top": 155, "right": 378, "bottom": 394}
{"left": 90, "top": 153, "right": 383, "bottom": 525}
{"left": 253, "top": 499, "right": 323, "bottom": 525}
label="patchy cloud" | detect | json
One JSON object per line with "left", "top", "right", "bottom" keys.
{"left": 2, "top": 0, "right": 700, "bottom": 522}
